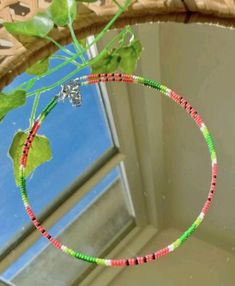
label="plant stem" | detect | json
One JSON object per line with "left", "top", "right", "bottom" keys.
{"left": 27, "top": 66, "right": 84, "bottom": 97}
{"left": 26, "top": 27, "right": 130, "bottom": 97}
{"left": 45, "top": 36, "right": 75, "bottom": 57}
{"left": 11, "top": 0, "right": 132, "bottom": 94}
{"left": 50, "top": 55, "right": 81, "bottom": 67}
{"left": 92, "top": 26, "right": 129, "bottom": 56}
{"left": 24, "top": 78, "right": 37, "bottom": 91}
{"left": 68, "top": 23, "right": 86, "bottom": 64}
{"left": 29, "top": 92, "right": 40, "bottom": 128}
{"left": 89, "top": 0, "right": 131, "bottom": 48}
{"left": 112, "top": 0, "right": 123, "bottom": 10}
{"left": 15, "top": 54, "right": 80, "bottom": 92}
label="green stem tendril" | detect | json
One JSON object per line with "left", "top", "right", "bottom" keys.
{"left": 68, "top": 23, "right": 87, "bottom": 64}
{"left": 29, "top": 92, "right": 40, "bottom": 128}
{"left": 50, "top": 55, "right": 81, "bottom": 67}
{"left": 11, "top": 0, "right": 132, "bottom": 95}
{"left": 45, "top": 35, "right": 75, "bottom": 57}
{"left": 112, "top": 0, "right": 123, "bottom": 10}
{"left": 26, "top": 27, "right": 130, "bottom": 97}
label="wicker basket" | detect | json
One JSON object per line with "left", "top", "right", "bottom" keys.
{"left": 0, "top": 0, "right": 235, "bottom": 89}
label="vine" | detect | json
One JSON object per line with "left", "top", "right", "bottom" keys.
{"left": 0, "top": 0, "right": 143, "bottom": 185}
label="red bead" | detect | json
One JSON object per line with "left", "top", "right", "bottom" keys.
{"left": 128, "top": 258, "right": 136, "bottom": 266}
{"left": 195, "top": 114, "right": 203, "bottom": 127}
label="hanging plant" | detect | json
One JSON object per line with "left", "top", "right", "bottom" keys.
{"left": 0, "top": 90, "right": 26, "bottom": 122}
{"left": 1, "top": 0, "right": 143, "bottom": 184}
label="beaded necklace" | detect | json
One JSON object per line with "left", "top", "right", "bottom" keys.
{"left": 19, "top": 73, "right": 218, "bottom": 267}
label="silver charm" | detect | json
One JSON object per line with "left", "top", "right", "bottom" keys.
{"left": 58, "top": 79, "right": 82, "bottom": 107}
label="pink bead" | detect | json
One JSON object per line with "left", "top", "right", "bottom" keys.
{"left": 20, "top": 155, "right": 27, "bottom": 167}
{"left": 170, "top": 91, "right": 181, "bottom": 103}
{"left": 112, "top": 260, "right": 119, "bottom": 267}
{"left": 210, "top": 183, "right": 216, "bottom": 192}
{"left": 33, "top": 220, "right": 40, "bottom": 227}
{"left": 202, "top": 201, "right": 211, "bottom": 214}
{"left": 180, "top": 98, "right": 187, "bottom": 107}
{"left": 137, "top": 257, "right": 144, "bottom": 264}
{"left": 123, "top": 79, "right": 133, "bottom": 83}
{"left": 194, "top": 114, "right": 203, "bottom": 127}
{"left": 211, "top": 176, "right": 216, "bottom": 185}
{"left": 26, "top": 207, "right": 35, "bottom": 219}
{"left": 90, "top": 79, "right": 99, "bottom": 84}
{"left": 190, "top": 108, "right": 197, "bottom": 118}
{"left": 145, "top": 254, "right": 153, "bottom": 262}
{"left": 208, "top": 192, "right": 213, "bottom": 200}
{"left": 43, "top": 231, "right": 49, "bottom": 238}
{"left": 212, "top": 163, "right": 218, "bottom": 176}
{"left": 128, "top": 258, "right": 136, "bottom": 266}
{"left": 50, "top": 238, "right": 61, "bottom": 249}
{"left": 185, "top": 103, "right": 192, "bottom": 114}
{"left": 155, "top": 248, "right": 169, "bottom": 258}
{"left": 162, "top": 247, "right": 170, "bottom": 255}
{"left": 37, "top": 225, "right": 44, "bottom": 233}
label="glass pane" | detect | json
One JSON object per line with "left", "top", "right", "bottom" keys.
{"left": 0, "top": 44, "right": 114, "bottom": 251}
{"left": 2, "top": 166, "right": 134, "bottom": 284}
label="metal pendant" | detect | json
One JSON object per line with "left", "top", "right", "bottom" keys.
{"left": 58, "top": 78, "right": 82, "bottom": 107}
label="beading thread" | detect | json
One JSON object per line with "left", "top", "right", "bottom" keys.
{"left": 19, "top": 73, "right": 218, "bottom": 267}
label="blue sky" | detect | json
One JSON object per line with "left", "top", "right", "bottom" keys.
{"left": 0, "top": 44, "right": 118, "bottom": 279}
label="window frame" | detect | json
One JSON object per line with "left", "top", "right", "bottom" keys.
{"left": 0, "top": 57, "right": 146, "bottom": 276}
{"left": 0, "top": 27, "right": 161, "bottom": 280}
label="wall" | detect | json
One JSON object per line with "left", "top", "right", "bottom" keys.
{"left": 101, "top": 22, "right": 235, "bottom": 286}
{"left": 111, "top": 228, "right": 235, "bottom": 286}
{"left": 160, "top": 22, "right": 235, "bottom": 252}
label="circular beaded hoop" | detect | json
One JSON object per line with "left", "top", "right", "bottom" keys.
{"left": 19, "top": 73, "right": 218, "bottom": 267}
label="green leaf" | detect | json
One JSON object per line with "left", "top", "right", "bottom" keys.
{"left": 4, "top": 12, "right": 54, "bottom": 37}
{"left": 117, "top": 39, "right": 143, "bottom": 74}
{"left": 49, "top": 0, "right": 77, "bottom": 26}
{"left": 0, "top": 90, "right": 26, "bottom": 122}
{"left": 132, "top": 39, "right": 143, "bottom": 55}
{"left": 79, "top": 38, "right": 87, "bottom": 49}
{"left": 26, "top": 57, "right": 49, "bottom": 75}
{"left": 91, "top": 51, "right": 120, "bottom": 74}
{"left": 25, "top": 78, "right": 37, "bottom": 91}
{"left": 9, "top": 131, "right": 52, "bottom": 185}
{"left": 0, "top": 116, "right": 5, "bottom": 122}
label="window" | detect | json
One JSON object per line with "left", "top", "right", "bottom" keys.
{"left": 0, "top": 35, "right": 150, "bottom": 285}
{"left": 0, "top": 48, "right": 114, "bottom": 252}
{"left": 3, "top": 167, "right": 134, "bottom": 285}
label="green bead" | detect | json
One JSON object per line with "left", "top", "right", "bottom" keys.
{"left": 96, "top": 258, "right": 105, "bottom": 265}
{"left": 161, "top": 85, "right": 167, "bottom": 94}
{"left": 211, "top": 151, "right": 217, "bottom": 161}
{"left": 137, "top": 77, "right": 145, "bottom": 84}
{"left": 173, "top": 239, "right": 181, "bottom": 248}
{"left": 194, "top": 216, "right": 203, "bottom": 227}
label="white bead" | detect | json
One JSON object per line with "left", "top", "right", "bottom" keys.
{"left": 105, "top": 260, "right": 112, "bottom": 266}
{"left": 199, "top": 212, "right": 205, "bottom": 220}
{"left": 212, "top": 159, "right": 217, "bottom": 165}
{"left": 168, "top": 244, "right": 174, "bottom": 252}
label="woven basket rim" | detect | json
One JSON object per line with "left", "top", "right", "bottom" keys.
{"left": 1, "top": 8, "right": 235, "bottom": 90}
